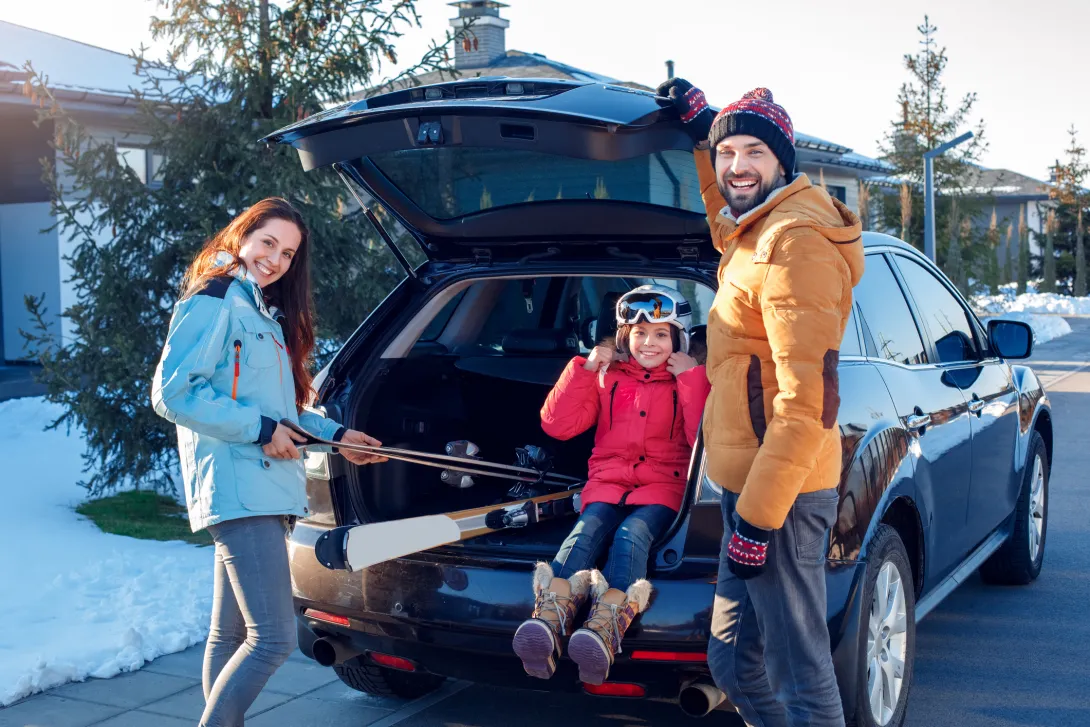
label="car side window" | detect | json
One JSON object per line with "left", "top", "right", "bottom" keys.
{"left": 894, "top": 256, "right": 981, "bottom": 364}
{"left": 841, "top": 304, "right": 862, "bottom": 357}
{"left": 853, "top": 255, "right": 927, "bottom": 366}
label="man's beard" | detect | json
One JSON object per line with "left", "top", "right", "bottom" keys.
{"left": 718, "top": 172, "right": 785, "bottom": 217}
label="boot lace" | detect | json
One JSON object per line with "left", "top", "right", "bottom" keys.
{"left": 538, "top": 591, "right": 573, "bottom": 636}
{"left": 584, "top": 602, "right": 622, "bottom": 653}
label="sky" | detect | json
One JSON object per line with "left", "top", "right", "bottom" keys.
{"left": 3, "top": 0, "right": 1087, "bottom": 180}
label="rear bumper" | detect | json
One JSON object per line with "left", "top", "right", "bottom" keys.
{"left": 288, "top": 520, "right": 865, "bottom": 702}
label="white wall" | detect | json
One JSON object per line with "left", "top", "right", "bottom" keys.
{"left": 0, "top": 202, "right": 60, "bottom": 361}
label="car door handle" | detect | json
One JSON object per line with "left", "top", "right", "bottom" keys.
{"left": 906, "top": 413, "right": 931, "bottom": 430}
{"left": 968, "top": 397, "right": 984, "bottom": 414}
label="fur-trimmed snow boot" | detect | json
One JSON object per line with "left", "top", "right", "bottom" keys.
{"left": 566, "top": 570, "right": 652, "bottom": 685}
{"left": 512, "top": 562, "right": 592, "bottom": 679}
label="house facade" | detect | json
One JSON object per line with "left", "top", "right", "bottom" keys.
{"left": 0, "top": 20, "right": 153, "bottom": 363}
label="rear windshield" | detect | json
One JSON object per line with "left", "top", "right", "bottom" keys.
{"left": 367, "top": 148, "right": 704, "bottom": 220}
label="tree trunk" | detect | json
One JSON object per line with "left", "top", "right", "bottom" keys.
{"left": 1017, "top": 205, "right": 1029, "bottom": 295}
{"left": 1043, "top": 210, "right": 1057, "bottom": 294}
{"left": 258, "top": 0, "right": 273, "bottom": 119}
{"left": 1004, "top": 224, "right": 1014, "bottom": 285}
{"left": 900, "top": 184, "right": 912, "bottom": 245}
{"left": 945, "top": 200, "right": 965, "bottom": 295}
{"left": 1076, "top": 206, "right": 1087, "bottom": 297}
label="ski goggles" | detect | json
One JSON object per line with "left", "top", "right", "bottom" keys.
{"left": 616, "top": 293, "right": 691, "bottom": 325}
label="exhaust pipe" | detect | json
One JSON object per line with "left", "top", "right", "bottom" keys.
{"left": 311, "top": 636, "right": 359, "bottom": 667}
{"left": 678, "top": 679, "right": 727, "bottom": 718}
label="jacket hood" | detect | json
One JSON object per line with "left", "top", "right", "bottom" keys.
{"left": 718, "top": 174, "right": 864, "bottom": 287}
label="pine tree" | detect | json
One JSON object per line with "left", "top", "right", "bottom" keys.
{"left": 1017, "top": 205, "right": 1029, "bottom": 295}
{"left": 877, "top": 16, "right": 987, "bottom": 263}
{"left": 1050, "top": 126, "right": 1088, "bottom": 296}
{"left": 1043, "top": 209, "right": 1058, "bottom": 294}
{"left": 22, "top": 1, "right": 460, "bottom": 495}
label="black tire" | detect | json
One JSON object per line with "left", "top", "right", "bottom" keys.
{"left": 980, "top": 431, "right": 1049, "bottom": 586}
{"left": 333, "top": 657, "right": 446, "bottom": 700}
{"left": 851, "top": 524, "right": 916, "bottom": 727}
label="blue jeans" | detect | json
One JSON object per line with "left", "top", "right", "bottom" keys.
{"left": 552, "top": 501, "right": 675, "bottom": 591}
{"left": 201, "top": 516, "right": 297, "bottom": 727}
{"left": 708, "top": 488, "right": 844, "bottom": 727}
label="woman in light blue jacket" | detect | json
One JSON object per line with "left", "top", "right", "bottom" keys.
{"left": 152, "top": 198, "right": 385, "bottom": 727}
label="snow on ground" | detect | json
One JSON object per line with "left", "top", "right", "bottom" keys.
{"left": 973, "top": 282, "right": 1083, "bottom": 345}
{"left": 974, "top": 282, "right": 1090, "bottom": 317}
{"left": 0, "top": 398, "right": 211, "bottom": 706}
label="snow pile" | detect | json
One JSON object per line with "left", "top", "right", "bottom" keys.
{"left": 974, "top": 282, "right": 1090, "bottom": 316}
{"left": 981, "top": 312, "right": 1073, "bottom": 346}
{"left": 0, "top": 398, "right": 211, "bottom": 706}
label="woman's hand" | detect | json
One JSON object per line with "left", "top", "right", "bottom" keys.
{"left": 263, "top": 423, "right": 307, "bottom": 459}
{"left": 584, "top": 345, "right": 615, "bottom": 372}
{"left": 667, "top": 352, "right": 698, "bottom": 377}
{"left": 338, "top": 430, "right": 389, "bottom": 466}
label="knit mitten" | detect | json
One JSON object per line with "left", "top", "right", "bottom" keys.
{"left": 726, "top": 517, "right": 770, "bottom": 580}
{"left": 656, "top": 78, "right": 714, "bottom": 143}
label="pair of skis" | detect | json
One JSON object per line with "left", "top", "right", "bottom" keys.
{"left": 280, "top": 420, "right": 584, "bottom": 572}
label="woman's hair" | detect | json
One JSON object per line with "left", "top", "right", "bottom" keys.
{"left": 180, "top": 197, "right": 315, "bottom": 411}
{"left": 613, "top": 323, "right": 681, "bottom": 355}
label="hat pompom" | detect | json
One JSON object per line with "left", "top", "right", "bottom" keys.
{"left": 743, "top": 88, "right": 774, "bottom": 102}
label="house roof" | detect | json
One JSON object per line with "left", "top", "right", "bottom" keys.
{"left": 0, "top": 19, "right": 176, "bottom": 113}
{"left": 963, "top": 167, "right": 1051, "bottom": 199}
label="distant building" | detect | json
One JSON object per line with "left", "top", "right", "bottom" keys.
{"left": 355, "top": 1, "right": 892, "bottom": 215}
{"left": 0, "top": 20, "right": 157, "bottom": 362}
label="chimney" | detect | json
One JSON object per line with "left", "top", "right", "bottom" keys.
{"left": 449, "top": 1, "right": 510, "bottom": 70}
{"left": 665, "top": 60, "right": 675, "bottom": 79}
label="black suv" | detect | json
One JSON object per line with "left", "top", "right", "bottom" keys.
{"left": 263, "top": 79, "right": 1052, "bottom": 727}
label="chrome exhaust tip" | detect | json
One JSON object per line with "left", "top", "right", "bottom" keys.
{"left": 311, "top": 636, "right": 358, "bottom": 667}
{"left": 678, "top": 679, "right": 727, "bottom": 718}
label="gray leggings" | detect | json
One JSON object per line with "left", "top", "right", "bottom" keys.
{"left": 201, "top": 516, "right": 297, "bottom": 727}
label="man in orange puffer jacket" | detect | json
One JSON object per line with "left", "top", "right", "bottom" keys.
{"left": 658, "top": 79, "right": 864, "bottom": 727}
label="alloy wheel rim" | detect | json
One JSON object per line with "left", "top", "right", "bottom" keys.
{"left": 867, "top": 561, "right": 908, "bottom": 725}
{"left": 1028, "top": 454, "right": 1045, "bottom": 562}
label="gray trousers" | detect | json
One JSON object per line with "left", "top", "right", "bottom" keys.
{"left": 708, "top": 488, "right": 845, "bottom": 727}
{"left": 201, "top": 516, "right": 297, "bottom": 727}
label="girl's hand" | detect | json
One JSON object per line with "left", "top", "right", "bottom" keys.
{"left": 339, "top": 430, "right": 389, "bottom": 466}
{"left": 584, "top": 345, "right": 615, "bottom": 371}
{"left": 264, "top": 423, "right": 307, "bottom": 459}
{"left": 667, "top": 352, "right": 698, "bottom": 377}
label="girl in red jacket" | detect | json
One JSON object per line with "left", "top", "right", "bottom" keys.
{"left": 512, "top": 285, "right": 710, "bottom": 685}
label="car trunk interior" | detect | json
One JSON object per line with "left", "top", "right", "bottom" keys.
{"left": 338, "top": 273, "right": 715, "bottom": 558}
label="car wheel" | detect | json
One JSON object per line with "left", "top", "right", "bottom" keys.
{"left": 852, "top": 524, "right": 916, "bottom": 727}
{"left": 980, "top": 431, "right": 1049, "bottom": 586}
{"left": 333, "top": 657, "right": 446, "bottom": 699}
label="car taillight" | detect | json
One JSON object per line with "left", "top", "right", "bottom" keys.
{"left": 583, "top": 682, "right": 646, "bottom": 698}
{"left": 629, "top": 650, "right": 707, "bottom": 663}
{"left": 370, "top": 652, "right": 417, "bottom": 672}
{"left": 303, "top": 608, "right": 350, "bottom": 627}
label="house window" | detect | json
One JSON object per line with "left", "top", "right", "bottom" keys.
{"left": 826, "top": 184, "right": 847, "bottom": 203}
{"left": 117, "top": 145, "right": 165, "bottom": 188}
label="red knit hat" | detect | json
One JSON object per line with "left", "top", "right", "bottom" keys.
{"left": 708, "top": 88, "right": 796, "bottom": 178}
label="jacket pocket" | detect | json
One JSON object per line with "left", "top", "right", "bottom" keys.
{"left": 237, "top": 316, "right": 278, "bottom": 369}
{"left": 791, "top": 490, "right": 839, "bottom": 564}
{"left": 230, "top": 443, "right": 301, "bottom": 513}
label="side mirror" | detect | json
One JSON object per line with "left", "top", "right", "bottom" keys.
{"left": 988, "top": 319, "right": 1033, "bottom": 359}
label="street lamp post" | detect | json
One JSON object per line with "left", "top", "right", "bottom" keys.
{"left": 923, "top": 130, "right": 974, "bottom": 262}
